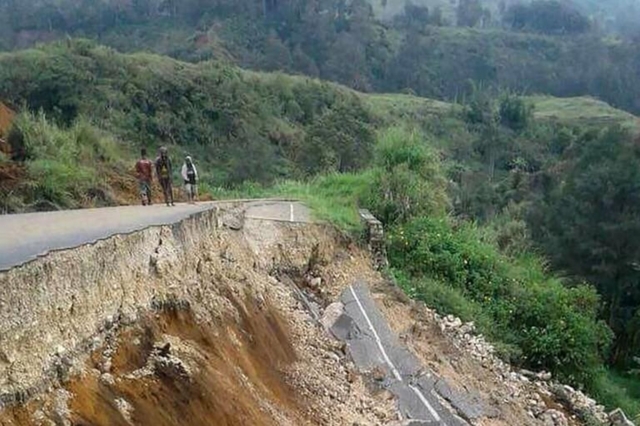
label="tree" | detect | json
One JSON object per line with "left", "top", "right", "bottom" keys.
{"left": 537, "top": 127, "right": 640, "bottom": 366}
{"left": 261, "top": 34, "right": 292, "bottom": 72}
{"left": 456, "top": 0, "right": 485, "bottom": 27}
{"left": 323, "top": 33, "right": 370, "bottom": 91}
{"left": 503, "top": 1, "right": 591, "bottom": 35}
{"left": 394, "top": 2, "right": 430, "bottom": 33}
{"left": 300, "top": 96, "right": 374, "bottom": 175}
{"left": 499, "top": 93, "right": 533, "bottom": 131}
{"left": 363, "top": 126, "right": 449, "bottom": 224}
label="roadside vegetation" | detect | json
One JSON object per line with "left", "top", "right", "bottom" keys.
{"left": 264, "top": 122, "right": 640, "bottom": 419}
{"left": 0, "top": 42, "right": 376, "bottom": 211}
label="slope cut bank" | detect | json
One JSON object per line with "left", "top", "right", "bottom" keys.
{"left": 0, "top": 204, "right": 398, "bottom": 425}
{"left": 0, "top": 203, "right": 628, "bottom": 425}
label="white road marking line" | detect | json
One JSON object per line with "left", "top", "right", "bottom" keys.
{"left": 349, "top": 286, "right": 402, "bottom": 381}
{"left": 349, "top": 285, "right": 445, "bottom": 425}
{"left": 409, "top": 384, "right": 443, "bottom": 423}
{"left": 290, "top": 203, "right": 295, "bottom": 222}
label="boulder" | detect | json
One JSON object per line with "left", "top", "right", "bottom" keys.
{"left": 321, "top": 302, "right": 345, "bottom": 331}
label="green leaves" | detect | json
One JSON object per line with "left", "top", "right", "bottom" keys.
{"left": 0, "top": 43, "right": 376, "bottom": 188}
{"left": 362, "top": 126, "right": 449, "bottom": 224}
{"left": 5, "top": 111, "right": 125, "bottom": 210}
{"left": 388, "top": 215, "right": 612, "bottom": 386}
{"left": 537, "top": 126, "right": 640, "bottom": 366}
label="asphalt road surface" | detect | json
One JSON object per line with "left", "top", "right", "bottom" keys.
{"left": 332, "top": 281, "right": 484, "bottom": 426}
{"left": 0, "top": 200, "right": 309, "bottom": 271}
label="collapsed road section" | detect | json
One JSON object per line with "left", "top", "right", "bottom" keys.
{"left": 0, "top": 200, "right": 446, "bottom": 425}
{"left": 0, "top": 201, "right": 589, "bottom": 425}
{"left": 324, "top": 281, "right": 501, "bottom": 426}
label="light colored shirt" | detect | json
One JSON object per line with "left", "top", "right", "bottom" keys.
{"left": 181, "top": 162, "right": 198, "bottom": 183}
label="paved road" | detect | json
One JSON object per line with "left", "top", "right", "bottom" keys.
{"left": 331, "top": 282, "right": 480, "bottom": 426}
{"left": 0, "top": 199, "right": 309, "bottom": 271}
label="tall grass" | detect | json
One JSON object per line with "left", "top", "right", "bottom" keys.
{"left": 271, "top": 172, "right": 374, "bottom": 232}
{"left": 5, "top": 112, "right": 128, "bottom": 210}
{"left": 594, "top": 371, "right": 640, "bottom": 420}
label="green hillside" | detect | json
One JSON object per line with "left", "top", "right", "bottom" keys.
{"left": 0, "top": 41, "right": 375, "bottom": 210}
{"left": 530, "top": 95, "right": 639, "bottom": 128}
{"left": 2, "top": 40, "right": 636, "bottom": 213}
{"left": 365, "top": 92, "right": 639, "bottom": 129}
{"left": 370, "top": 0, "right": 640, "bottom": 33}
{"left": 1, "top": 0, "right": 640, "bottom": 116}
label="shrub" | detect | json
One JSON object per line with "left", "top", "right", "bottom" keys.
{"left": 5, "top": 111, "right": 126, "bottom": 210}
{"left": 388, "top": 216, "right": 612, "bottom": 386}
{"left": 362, "top": 126, "right": 449, "bottom": 224}
{"left": 499, "top": 93, "right": 533, "bottom": 131}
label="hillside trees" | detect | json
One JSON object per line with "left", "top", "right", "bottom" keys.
{"left": 0, "top": 42, "right": 376, "bottom": 187}
{"left": 457, "top": 0, "right": 490, "bottom": 27}
{"left": 531, "top": 128, "right": 640, "bottom": 366}
{"left": 2, "top": 0, "right": 640, "bottom": 115}
{"left": 393, "top": 2, "right": 446, "bottom": 31}
{"left": 503, "top": 1, "right": 591, "bottom": 34}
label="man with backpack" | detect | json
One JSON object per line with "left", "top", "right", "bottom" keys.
{"left": 181, "top": 155, "right": 199, "bottom": 204}
{"left": 155, "top": 146, "right": 175, "bottom": 206}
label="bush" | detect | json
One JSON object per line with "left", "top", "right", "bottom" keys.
{"left": 499, "top": 93, "right": 533, "bottom": 131}
{"left": 5, "top": 111, "right": 126, "bottom": 210}
{"left": 593, "top": 370, "right": 640, "bottom": 419}
{"left": 362, "top": 126, "right": 449, "bottom": 224}
{"left": 388, "top": 216, "right": 613, "bottom": 386}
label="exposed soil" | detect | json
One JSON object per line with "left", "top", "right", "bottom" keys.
{"left": 0, "top": 216, "right": 396, "bottom": 425}
{"left": 0, "top": 102, "right": 14, "bottom": 138}
{"left": 65, "top": 301, "right": 301, "bottom": 426}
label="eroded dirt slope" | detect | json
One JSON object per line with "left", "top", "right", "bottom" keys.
{"left": 0, "top": 205, "right": 605, "bottom": 426}
{"left": 0, "top": 210, "right": 397, "bottom": 425}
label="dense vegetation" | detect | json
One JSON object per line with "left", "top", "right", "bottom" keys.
{"left": 263, "top": 120, "right": 639, "bottom": 417}
{"left": 1, "top": 0, "right": 640, "bottom": 115}
{"left": 375, "top": 0, "right": 640, "bottom": 35}
{"left": 0, "top": 41, "right": 377, "bottom": 210}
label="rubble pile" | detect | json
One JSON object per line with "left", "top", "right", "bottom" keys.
{"left": 436, "top": 312, "right": 632, "bottom": 426}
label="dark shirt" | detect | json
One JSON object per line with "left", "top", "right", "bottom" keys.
{"left": 155, "top": 156, "right": 172, "bottom": 180}
{"left": 185, "top": 163, "right": 196, "bottom": 185}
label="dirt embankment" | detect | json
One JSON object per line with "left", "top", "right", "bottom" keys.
{"left": 0, "top": 102, "right": 13, "bottom": 140}
{"left": 0, "top": 206, "right": 396, "bottom": 425}
{"left": 0, "top": 102, "right": 20, "bottom": 191}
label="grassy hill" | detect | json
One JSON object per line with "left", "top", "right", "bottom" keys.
{"left": 529, "top": 95, "right": 639, "bottom": 129}
{"left": 365, "top": 91, "right": 639, "bottom": 130}
{"left": 1, "top": 0, "right": 640, "bottom": 118}
{"left": 0, "top": 41, "right": 375, "bottom": 211}
{"left": 0, "top": 40, "right": 637, "bottom": 214}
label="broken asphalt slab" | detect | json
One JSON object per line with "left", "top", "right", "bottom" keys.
{"left": 330, "top": 281, "right": 498, "bottom": 426}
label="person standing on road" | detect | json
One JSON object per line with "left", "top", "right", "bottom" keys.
{"left": 135, "top": 148, "right": 154, "bottom": 206}
{"left": 155, "top": 146, "right": 175, "bottom": 206}
{"left": 181, "top": 155, "right": 199, "bottom": 204}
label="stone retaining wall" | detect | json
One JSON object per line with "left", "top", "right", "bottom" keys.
{"left": 359, "top": 209, "right": 388, "bottom": 270}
